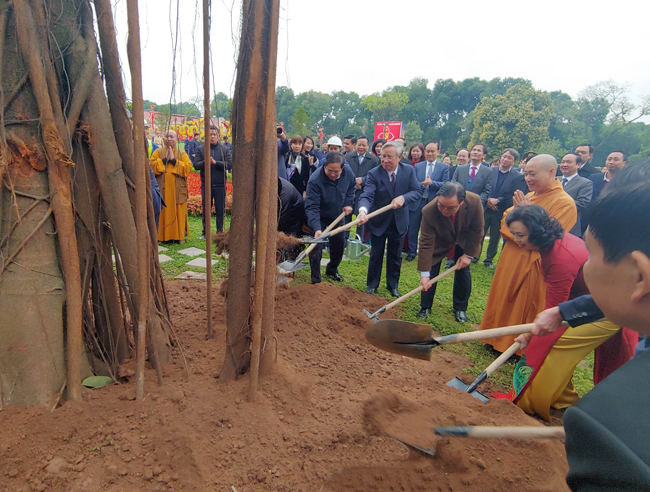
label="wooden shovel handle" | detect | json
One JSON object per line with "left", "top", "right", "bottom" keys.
{"left": 438, "top": 323, "right": 535, "bottom": 345}
{"left": 328, "top": 203, "right": 394, "bottom": 237}
{"left": 303, "top": 211, "right": 347, "bottom": 256}
{"left": 435, "top": 426, "right": 565, "bottom": 439}
{"left": 384, "top": 263, "right": 460, "bottom": 311}
{"left": 484, "top": 341, "right": 521, "bottom": 377}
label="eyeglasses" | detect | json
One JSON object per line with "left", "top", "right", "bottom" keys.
{"left": 324, "top": 168, "right": 342, "bottom": 176}
{"left": 437, "top": 202, "right": 460, "bottom": 212}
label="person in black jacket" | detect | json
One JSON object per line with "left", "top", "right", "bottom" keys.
{"left": 285, "top": 135, "right": 316, "bottom": 198}
{"left": 304, "top": 152, "right": 356, "bottom": 284}
{"left": 194, "top": 124, "right": 232, "bottom": 236}
{"left": 277, "top": 177, "right": 306, "bottom": 238}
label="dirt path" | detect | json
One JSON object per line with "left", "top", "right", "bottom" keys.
{"left": 0, "top": 281, "right": 569, "bottom": 491}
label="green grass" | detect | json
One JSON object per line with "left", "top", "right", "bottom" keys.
{"left": 159, "top": 216, "right": 595, "bottom": 396}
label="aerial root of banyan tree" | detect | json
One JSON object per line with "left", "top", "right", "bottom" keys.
{"left": 0, "top": 0, "right": 173, "bottom": 408}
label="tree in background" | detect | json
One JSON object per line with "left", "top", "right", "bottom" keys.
{"left": 363, "top": 90, "right": 409, "bottom": 124}
{"left": 404, "top": 121, "right": 424, "bottom": 148}
{"left": 470, "top": 84, "right": 553, "bottom": 158}
{"left": 290, "top": 106, "right": 310, "bottom": 135}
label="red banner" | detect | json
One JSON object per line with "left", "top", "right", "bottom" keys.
{"left": 374, "top": 122, "right": 404, "bottom": 142}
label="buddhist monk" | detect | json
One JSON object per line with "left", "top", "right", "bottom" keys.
{"left": 150, "top": 129, "right": 193, "bottom": 242}
{"left": 479, "top": 154, "right": 577, "bottom": 353}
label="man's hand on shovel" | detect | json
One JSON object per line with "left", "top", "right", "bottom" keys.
{"left": 391, "top": 196, "right": 405, "bottom": 209}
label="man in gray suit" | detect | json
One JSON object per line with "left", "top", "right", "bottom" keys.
{"left": 406, "top": 142, "right": 450, "bottom": 261}
{"left": 452, "top": 143, "right": 494, "bottom": 263}
{"left": 559, "top": 152, "right": 593, "bottom": 237}
{"left": 346, "top": 136, "right": 379, "bottom": 240}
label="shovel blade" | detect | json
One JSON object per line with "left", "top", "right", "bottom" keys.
{"left": 277, "top": 259, "right": 307, "bottom": 273}
{"left": 445, "top": 377, "right": 489, "bottom": 403}
{"left": 365, "top": 319, "right": 437, "bottom": 360}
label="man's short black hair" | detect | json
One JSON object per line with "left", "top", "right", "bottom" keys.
{"left": 323, "top": 151, "right": 346, "bottom": 167}
{"left": 564, "top": 152, "right": 582, "bottom": 165}
{"left": 589, "top": 160, "right": 650, "bottom": 262}
{"left": 609, "top": 150, "right": 627, "bottom": 161}
{"left": 344, "top": 135, "right": 357, "bottom": 144}
{"left": 425, "top": 141, "right": 440, "bottom": 150}
{"left": 437, "top": 181, "right": 465, "bottom": 202}
{"left": 576, "top": 143, "right": 594, "bottom": 154}
{"left": 357, "top": 136, "right": 369, "bottom": 144}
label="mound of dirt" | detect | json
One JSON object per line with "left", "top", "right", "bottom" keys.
{"left": 0, "top": 281, "right": 569, "bottom": 492}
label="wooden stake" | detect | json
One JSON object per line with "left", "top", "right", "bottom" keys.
{"left": 203, "top": 0, "right": 213, "bottom": 340}
{"left": 126, "top": 0, "right": 150, "bottom": 401}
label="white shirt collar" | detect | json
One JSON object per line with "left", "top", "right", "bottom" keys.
{"left": 563, "top": 173, "right": 578, "bottom": 183}
{"left": 386, "top": 166, "right": 398, "bottom": 178}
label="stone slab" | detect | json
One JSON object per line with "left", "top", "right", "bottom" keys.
{"left": 175, "top": 271, "right": 207, "bottom": 280}
{"left": 178, "top": 247, "right": 206, "bottom": 257}
{"left": 158, "top": 254, "right": 173, "bottom": 263}
{"left": 185, "top": 257, "right": 218, "bottom": 268}
{"left": 158, "top": 245, "right": 168, "bottom": 252}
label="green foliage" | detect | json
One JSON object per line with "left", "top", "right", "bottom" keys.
{"left": 404, "top": 121, "right": 423, "bottom": 148}
{"left": 211, "top": 92, "right": 233, "bottom": 120}
{"left": 363, "top": 90, "right": 409, "bottom": 123}
{"left": 470, "top": 84, "right": 553, "bottom": 157}
{"left": 290, "top": 106, "right": 310, "bottom": 136}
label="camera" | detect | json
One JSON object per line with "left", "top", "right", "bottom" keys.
{"left": 277, "top": 126, "right": 284, "bottom": 135}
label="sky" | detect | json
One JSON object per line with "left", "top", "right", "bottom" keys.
{"left": 111, "top": 0, "right": 650, "bottom": 115}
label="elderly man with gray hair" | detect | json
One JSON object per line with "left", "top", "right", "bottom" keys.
{"left": 482, "top": 148, "right": 527, "bottom": 268}
{"left": 358, "top": 141, "right": 422, "bottom": 297}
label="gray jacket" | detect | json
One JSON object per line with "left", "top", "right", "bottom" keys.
{"left": 452, "top": 163, "right": 494, "bottom": 207}
{"left": 562, "top": 175, "right": 593, "bottom": 237}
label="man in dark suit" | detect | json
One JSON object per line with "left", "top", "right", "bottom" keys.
{"left": 589, "top": 151, "right": 627, "bottom": 200}
{"left": 416, "top": 182, "right": 484, "bottom": 322}
{"left": 406, "top": 142, "right": 450, "bottom": 261}
{"left": 574, "top": 143, "right": 599, "bottom": 178}
{"left": 346, "top": 136, "right": 379, "bottom": 241}
{"left": 483, "top": 149, "right": 527, "bottom": 267}
{"left": 304, "top": 152, "right": 356, "bottom": 284}
{"left": 358, "top": 141, "right": 422, "bottom": 297}
{"left": 559, "top": 153, "right": 593, "bottom": 236}
{"left": 451, "top": 143, "right": 494, "bottom": 207}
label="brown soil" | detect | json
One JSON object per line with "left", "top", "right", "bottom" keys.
{"left": 0, "top": 281, "right": 569, "bottom": 492}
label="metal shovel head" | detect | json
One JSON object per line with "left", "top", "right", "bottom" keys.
{"left": 277, "top": 258, "right": 307, "bottom": 273}
{"left": 365, "top": 319, "right": 436, "bottom": 361}
{"left": 445, "top": 377, "right": 489, "bottom": 403}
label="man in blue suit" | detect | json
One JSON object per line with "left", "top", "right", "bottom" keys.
{"left": 584, "top": 151, "right": 627, "bottom": 235}
{"left": 406, "top": 141, "right": 449, "bottom": 261}
{"left": 483, "top": 148, "right": 527, "bottom": 267}
{"left": 358, "top": 142, "right": 422, "bottom": 297}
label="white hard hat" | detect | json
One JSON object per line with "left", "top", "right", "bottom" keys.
{"left": 327, "top": 136, "right": 342, "bottom": 147}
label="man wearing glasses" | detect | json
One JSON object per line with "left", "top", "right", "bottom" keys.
{"left": 416, "top": 181, "right": 484, "bottom": 322}
{"left": 357, "top": 141, "right": 422, "bottom": 297}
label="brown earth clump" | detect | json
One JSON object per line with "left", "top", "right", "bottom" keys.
{"left": 0, "top": 281, "right": 569, "bottom": 491}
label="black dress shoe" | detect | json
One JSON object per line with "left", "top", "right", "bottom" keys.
{"left": 416, "top": 308, "right": 431, "bottom": 318}
{"left": 366, "top": 287, "right": 376, "bottom": 295}
{"left": 388, "top": 288, "right": 401, "bottom": 298}
{"left": 405, "top": 253, "right": 416, "bottom": 262}
{"left": 470, "top": 257, "right": 478, "bottom": 264}
{"left": 455, "top": 310, "right": 468, "bottom": 322}
{"left": 327, "top": 272, "right": 344, "bottom": 282}
{"left": 311, "top": 278, "right": 321, "bottom": 285}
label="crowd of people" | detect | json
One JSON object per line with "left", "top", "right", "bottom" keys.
{"left": 147, "top": 123, "right": 650, "bottom": 488}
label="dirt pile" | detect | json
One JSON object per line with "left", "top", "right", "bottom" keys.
{"left": 0, "top": 281, "right": 569, "bottom": 491}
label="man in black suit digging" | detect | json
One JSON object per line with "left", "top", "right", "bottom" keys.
{"left": 358, "top": 141, "right": 422, "bottom": 297}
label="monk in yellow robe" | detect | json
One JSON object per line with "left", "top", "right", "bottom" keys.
{"left": 480, "top": 154, "right": 577, "bottom": 353}
{"left": 150, "top": 130, "right": 193, "bottom": 242}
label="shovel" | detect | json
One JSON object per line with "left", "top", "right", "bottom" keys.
{"left": 277, "top": 211, "right": 346, "bottom": 273}
{"left": 365, "top": 319, "right": 536, "bottom": 361}
{"left": 277, "top": 204, "right": 394, "bottom": 273}
{"left": 396, "top": 426, "right": 565, "bottom": 456}
{"left": 363, "top": 263, "right": 461, "bottom": 323}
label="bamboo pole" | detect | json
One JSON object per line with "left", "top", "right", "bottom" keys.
{"left": 12, "top": 0, "right": 83, "bottom": 402}
{"left": 203, "top": 0, "right": 213, "bottom": 339}
{"left": 126, "top": 0, "right": 150, "bottom": 401}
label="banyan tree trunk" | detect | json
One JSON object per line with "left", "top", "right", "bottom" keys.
{"left": 0, "top": 0, "right": 173, "bottom": 407}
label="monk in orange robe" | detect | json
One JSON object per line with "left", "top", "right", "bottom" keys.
{"left": 150, "top": 130, "right": 193, "bottom": 242}
{"left": 480, "top": 154, "right": 577, "bottom": 353}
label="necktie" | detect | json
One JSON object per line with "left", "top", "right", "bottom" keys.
{"left": 390, "top": 172, "right": 396, "bottom": 190}
{"left": 446, "top": 214, "right": 457, "bottom": 260}
{"left": 359, "top": 154, "right": 364, "bottom": 165}
{"left": 562, "top": 177, "right": 568, "bottom": 187}
{"left": 469, "top": 166, "right": 476, "bottom": 181}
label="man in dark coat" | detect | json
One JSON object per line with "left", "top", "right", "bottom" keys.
{"left": 483, "top": 148, "right": 527, "bottom": 267}
{"left": 417, "top": 182, "right": 484, "bottom": 322}
{"left": 194, "top": 125, "right": 232, "bottom": 236}
{"left": 451, "top": 143, "right": 494, "bottom": 207}
{"left": 345, "top": 136, "right": 379, "bottom": 241}
{"left": 185, "top": 131, "right": 200, "bottom": 165}
{"left": 358, "top": 141, "right": 422, "bottom": 297}
{"left": 574, "top": 143, "right": 599, "bottom": 178}
{"left": 278, "top": 177, "right": 306, "bottom": 238}
{"left": 304, "top": 152, "right": 356, "bottom": 284}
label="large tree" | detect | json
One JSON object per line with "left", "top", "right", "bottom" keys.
{"left": 0, "top": 0, "right": 172, "bottom": 407}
